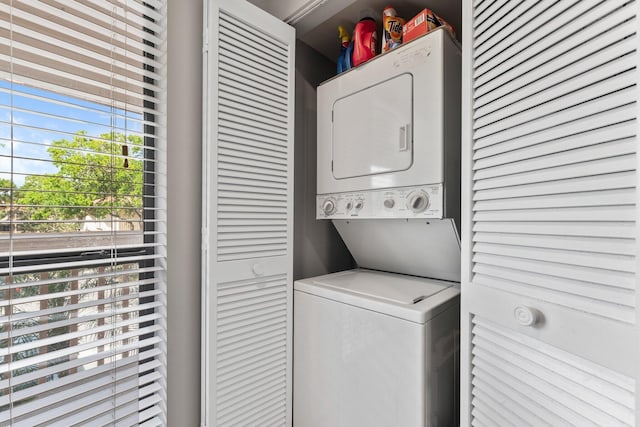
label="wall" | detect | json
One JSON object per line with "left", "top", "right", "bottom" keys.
{"left": 167, "top": 0, "right": 202, "bottom": 425}
{"left": 293, "top": 40, "right": 354, "bottom": 280}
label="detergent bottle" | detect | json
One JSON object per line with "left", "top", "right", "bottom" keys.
{"left": 352, "top": 8, "right": 378, "bottom": 67}
{"left": 337, "top": 25, "right": 353, "bottom": 74}
{"left": 381, "top": 6, "right": 404, "bottom": 52}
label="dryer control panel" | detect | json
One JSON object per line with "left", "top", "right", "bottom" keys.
{"left": 316, "top": 185, "right": 443, "bottom": 219}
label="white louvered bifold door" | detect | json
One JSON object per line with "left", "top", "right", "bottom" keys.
{"left": 202, "top": 1, "right": 295, "bottom": 426}
{"left": 461, "top": 0, "right": 640, "bottom": 425}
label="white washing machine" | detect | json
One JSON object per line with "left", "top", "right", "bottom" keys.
{"left": 293, "top": 269, "right": 460, "bottom": 427}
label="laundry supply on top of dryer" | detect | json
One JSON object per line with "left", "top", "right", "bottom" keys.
{"left": 337, "top": 25, "right": 353, "bottom": 74}
{"left": 381, "top": 6, "right": 404, "bottom": 53}
{"left": 352, "top": 8, "right": 378, "bottom": 66}
{"left": 403, "top": 8, "right": 456, "bottom": 44}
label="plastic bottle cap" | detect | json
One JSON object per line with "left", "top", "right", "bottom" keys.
{"left": 383, "top": 6, "right": 397, "bottom": 17}
{"left": 338, "top": 25, "right": 350, "bottom": 43}
{"left": 359, "top": 8, "right": 377, "bottom": 21}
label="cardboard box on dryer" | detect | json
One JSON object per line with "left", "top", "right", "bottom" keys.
{"left": 403, "top": 9, "right": 455, "bottom": 44}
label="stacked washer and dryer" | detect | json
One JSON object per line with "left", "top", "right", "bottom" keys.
{"left": 293, "top": 28, "right": 462, "bottom": 427}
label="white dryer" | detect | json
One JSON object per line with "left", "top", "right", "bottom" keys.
{"left": 293, "top": 269, "right": 459, "bottom": 427}
{"left": 314, "top": 28, "right": 462, "bottom": 283}
{"left": 316, "top": 27, "right": 461, "bottom": 229}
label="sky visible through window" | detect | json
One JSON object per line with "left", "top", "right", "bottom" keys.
{"left": 0, "top": 79, "right": 146, "bottom": 238}
{"left": 0, "top": 79, "right": 144, "bottom": 186}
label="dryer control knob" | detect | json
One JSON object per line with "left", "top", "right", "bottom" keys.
{"left": 384, "top": 199, "right": 395, "bottom": 209}
{"left": 407, "top": 191, "right": 430, "bottom": 213}
{"left": 354, "top": 200, "right": 364, "bottom": 210}
{"left": 322, "top": 198, "right": 336, "bottom": 216}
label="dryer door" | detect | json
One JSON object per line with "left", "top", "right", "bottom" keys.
{"left": 332, "top": 73, "right": 413, "bottom": 179}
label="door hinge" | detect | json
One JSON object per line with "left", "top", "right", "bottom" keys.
{"left": 203, "top": 28, "right": 209, "bottom": 53}
{"left": 202, "top": 226, "right": 209, "bottom": 252}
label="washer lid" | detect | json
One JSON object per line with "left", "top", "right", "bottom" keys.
{"left": 314, "top": 269, "right": 444, "bottom": 304}
{"left": 294, "top": 269, "right": 459, "bottom": 323}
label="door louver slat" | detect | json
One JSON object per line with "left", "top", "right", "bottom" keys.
{"left": 216, "top": 10, "right": 290, "bottom": 262}
{"left": 473, "top": 251, "right": 633, "bottom": 288}
{"left": 219, "top": 55, "right": 288, "bottom": 91}
{"left": 473, "top": 0, "right": 521, "bottom": 35}
{"left": 474, "top": 188, "right": 635, "bottom": 211}
{"left": 220, "top": 15, "right": 287, "bottom": 56}
{"left": 219, "top": 43, "right": 288, "bottom": 82}
{"left": 219, "top": 110, "right": 289, "bottom": 136}
{"left": 473, "top": 220, "right": 634, "bottom": 238}
{"left": 473, "top": 103, "right": 636, "bottom": 159}
{"left": 471, "top": 317, "right": 635, "bottom": 426}
{"left": 215, "top": 274, "right": 287, "bottom": 426}
{"left": 219, "top": 96, "right": 288, "bottom": 124}
{"left": 219, "top": 135, "right": 287, "bottom": 155}
{"left": 473, "top": 69, "right": 635, "bottom": 139}
{"left": 473, "top": 0, "right": 555, "bottom": 57}
{"left": 474, "top": 126, "right": 636, "bottom": 170}
{"left": 220, "top": 30, "right": 286, "bottom": 66}
{"left": 473, "top": 172, "right": 634, "bottom": 201}
{"left": 220, "top": 85, "right": 288, "bottom": 114}
{"left": 474, "top": 53, "right": 636, "bottom": 130}
{"left": 473, "top": 0, "right": 629, "bottom": 86}
{"left": 474, "top": 31, "right": 637, "bottom": 116}
{"left": 474, "top": 0, "right": 499, "bottom": 20}
{"left": 473, "top": 88, "right": 636, "bottom": 151}
{"left": 473, "top": 155, "right": 635, "bottom": 190}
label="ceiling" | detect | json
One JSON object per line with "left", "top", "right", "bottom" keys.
{"left": 249, "top": 0, "right": 462, "bottom": 63}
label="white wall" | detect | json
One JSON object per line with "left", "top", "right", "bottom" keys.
{"left": 167, "top": 0, "right": 202, "bottom": 425}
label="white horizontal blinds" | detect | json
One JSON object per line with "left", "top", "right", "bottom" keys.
{"left": 1, "top": 0, "right": 166, "bottom": 426}
{"left": 470, "top": 0, "right": 638, "bottom": 322}
{"left": 0, "top": 0, "right": 163, "bottom": 109}
{"left": 470, "top": 316, "right": 635, "bottom": 426}
{"left": 0, "top": 264, "right": 164, "bottom": 426}
{"left": 215, "top": 274, "right": 288, "bottom": 426}
{"left": 0, "top": 0, "right": 165, "bottom": 253}
{"left": 216, "top": 10, "right": 291, "bottom": 262}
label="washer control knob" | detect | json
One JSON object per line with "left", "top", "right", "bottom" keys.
{"left": 407, "top": 191, "right": 429, "bottom": 213}
{"left": 322, "top": 198, "right": 336, "bottom": 216}
{"left": 384, "top": 198, "right": 395, "bottom": 209}
{"left": 345, "top": 201, "right": 353, "bottom": 211}
{"left": 354, "top": 200, "right": 364, "bottom": 210}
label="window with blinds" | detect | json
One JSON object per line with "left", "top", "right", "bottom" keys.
{"left": 0, "top": 1, "right": 166, "bottom": 425}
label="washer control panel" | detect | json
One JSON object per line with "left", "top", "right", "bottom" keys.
{"left": 316, "top": 185, "right": 443, "bottom": 219}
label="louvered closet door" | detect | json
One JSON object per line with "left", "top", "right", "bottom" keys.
{"left": 202, "top": 1, "right": 295, "bottom": 426}
{"left": 460, "top": 0, "right": 640, "bottom": 425}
